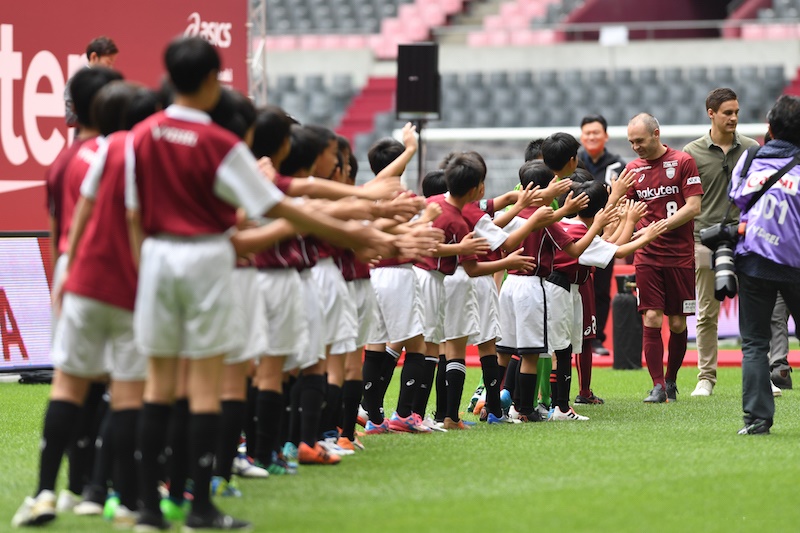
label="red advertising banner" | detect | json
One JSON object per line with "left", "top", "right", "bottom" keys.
{"left": 0, "top": 1, "right": 248, "bottom": 231}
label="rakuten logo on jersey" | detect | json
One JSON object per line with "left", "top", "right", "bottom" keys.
{"left": 184, "top": 12, "right": 232, "bottom": 49}
{"left": 636, "top": 184, "right": 679, "bottom": 200}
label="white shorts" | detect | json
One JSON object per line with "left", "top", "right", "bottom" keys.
{"left": 257, "top": 269, "right": 306, "bottom": 358}
{"left": 414, "top": 267, "right": 445, "bottom": 344}
{"left": 570, "top": 284, "right": 584, "bottom": 350}
{"left": 332, "top": 279, "right": 378, "bottom": 353}
{"left": 544, "top": 280, "right": 574, "bottom": 352}
{"left": 443, "top": 266, "right": 479, "bottom": 341}
{"left": 134, "top": 236, "right": 242, "bottom": 359}
{"left": 296, "top": 270, "right": 325, "bottom": 369}
{"left": 51, "top": 254, "right": 69, "bottom": 339}
{"left": 52, "top": 293, "right": 145, "bottom": 381}
{"left": 497, "top": 274, "right": 549, "bottom": 356}
{"left": 469, "top": 275, "right": 501, "bottom": 346}
{"left": 311, "top": 258, "right": 357, "bottom": 353}
{"left": 369, "top": 264, "right": 424, "bottom": 344}
{"left": 227, "top": 268, "right": 268, "bottom": 365}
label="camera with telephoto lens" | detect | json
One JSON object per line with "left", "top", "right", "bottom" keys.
{"left": 699, "top": 222, "right": 740, "bottom": 301}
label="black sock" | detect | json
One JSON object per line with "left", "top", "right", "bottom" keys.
{"left": 137, "top": 403, "right": 172, "bottom": 515}
{"left": 279, "top": 377, "right": 295, "bottom": 448}
{"left": 362, "top": 350, "right": 385, "bottom": 424}
{"left": 288, "top": 377, "right": 302, "bottom": 447}
{"left": 480, "top": 355, "right": 502, "bottom": 417}
{"left": 67, "top": 383, "right": 106, "bottom": 495}
{"left": 412, "top": 356, "right": 438, "bottom": 416}
{"left": 396, "top": 352, "right": 424, "bottom": 418}
{"left": 214, "top": 400, "right": 244, "bottom": 481}
{"left": 300, "top": 374, "right": 326, "bottom": 447}
{"left": 166, "top": 399, "right": 189, "bottom": 502}
{"left": 244, "top": 380, "right": 258, "bottom": 458}
{"left": 517, "top": 373, "right": 537, "bottom": 415}
{"left": 188, "top": 413, "right": 220, "bottom": 515}
{"left": 111, "top": 409, "right": 139, "bottom": 510}
{"left": 378, "top": 347, "right": 401, "bottom": 397}
{"left": 37, "top": 400, "right": 81, "bottom": 494}
{"left": 549, "top": 368, "right": 558, "bottom": 410}
{"left": 434, "top": 355, "right": 447, "bottom": 422}
{"left": 506, "top": 356, "right": 520, "bottom": 405}
{"left": 321, "top": 383, "right": 342, "bottom": 436}
{"left": 445, "top": 359, "right": 467, "bottom": 421}
{"left": 341, "top": 380, "right": 362, "bottom": 440}
{"left": 82, "top": 407, "right": 113, "bottom": 504}
{"left": 555, "top": 347, "right": 572, "bottom": 412}
{"left": 255, "top": 390, "right": 282, "bottom": 465}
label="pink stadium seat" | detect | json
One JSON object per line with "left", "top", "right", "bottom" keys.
{"left": 499, "top": 3, "right": 522, "bottom": 19}
{"left": 484, "top": 15, "right": 505, "bottom": 31}
{"left": 342, "top": 35, "right": 368, "bottom": 48}
{"left": 319, "top": 35, "right": 345, "bottom": 48}
{"left": 419, "top": 3, "right": 447, "bottom": 26}
{"left": 467, "top": 31, "right": 491, "bottom": 47}
{"left": 765, "top": 23, "right": 800, "bottom": 40}
{"left": 509, "top": 30, "right": 537, "bottom": 46}
{"left": 438, "top": 0, "right": 464, "bottom": 15}
{"left": 741, "top": 24, "right": 767, "bottom": 40}
{"left": 487, "top": 30, "right": 510, "bottom": 46}
{"left": 298, "top": 35, "right": 322, "bottom": 49}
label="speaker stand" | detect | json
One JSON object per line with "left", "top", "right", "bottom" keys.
{"left": 414, "top": 119, "right": 427, "bottom": 194}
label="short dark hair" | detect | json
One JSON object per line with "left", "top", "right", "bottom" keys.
{"left": 524, "top": 138, "right": 545, "bottom": 162}
{"left": 706, "top": 88, "right": 738, "bottom": 112}
{"left": 348, "top": 152, "right": 358, "bottom": 181}
{"left": 580, "top": 114, "right": 608, "bottom": 131}
{"left": 164, "top": 37, "right": 221, "bottom": 95}
{"left": 439, "top": 151, "right": 457, "bottom": 169}
{"left": 767, "top": 95, "right": 800, "bottom": 147}
{"left": 91, "top": 81, "right": 137, "bottom": 136}
{"left": 445, "top": 154, "right": 485, "bottom": 198}
{"left": 519, "top": 160, "right": 555, "bottom": 189}
{"left": 368, "top": 137, "right": 404, "bottom": 175}
{"left": 567, "top": 167, "right": 593, "bottom": 184}
{"left": 70, "top": 66, "right": 124, "bottom": 127}
{"left": 251, "top": 105, "right": 293, "bottom": 159}
{"left": 542, "top": 132, "right": 580, "bottom": 171}
{"left": 209, "top": 88, "right": 256, "bottom": 140}
{"left": 86, "top": 36, "right": 118, "bottom": 60}
{"left": 572, "top": 180, "right": 609, "bottom": 219}
{"left": 279, "top": 125, "right": 328, "bottom": 176}
{"left": 422, "top": 169, "right": 448, "bottom": 198}
{"left": 123, "top": 88, "right": 160, "bottom": 131}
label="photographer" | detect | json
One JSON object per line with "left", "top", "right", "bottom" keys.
{"left": 730, "top": 95, "right": 800, "bottom": 435}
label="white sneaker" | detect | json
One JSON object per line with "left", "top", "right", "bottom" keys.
{"left": 535, "top": 403, "right": 550, "bottom": 418}
{"left": 73, "top": 499, "right": 104, "bottom": 516}
{"left": 318, "top": 439, "right": 355, "bottom": 456}
{"left": 357, "top": 405, "right": 369, "bottom": 427}
{"left": 691, "top": 379, "right": 714, "bottom": 397}
{"left": 113, "top": 505, "right": 139, "bottom": 528}
{"left": 55, "top": 489, "right": 81, "bottom": 513}
{"left": 508, "top": 406, "right": 520, "bottom": 420}
{"left": 550, "top": 406, "right": 589, "bottom": 421}
{"left": 420, "top": 416, "right": 448, "bottom": 432}
{"left": 231, "top": 454, "right": 269, "bottom": 478}
{"left": 11, "top": 490, "right": 56, "bottom": 527}
{"left": 772, "top": 381, "right": 783, "bottom": 397}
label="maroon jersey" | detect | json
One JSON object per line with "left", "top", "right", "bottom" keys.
{"left": 65, "top": 133, "right": 137, "bottom": 311}
{"left": 414, "top": 194, "right": 477, "bottom": 275}
{"left": 505, "top": 207, "right": 575, "bottom": 277}
{"left": 461, "top": 199, "right": 503, "bottom": 262}
{"left": 253, "top": 174, "right": 305, "bottom": 269}
{"left": 625, "top": 146, "right": 702, "bottom": 268}
{"left": 552, "top": 218, "right": 616, "bottom": 285}
{"left": 46, "top": 139, "right": 85, "bottom": 254}
{"left": 128, "top": 105, "right": 283, "bottom": 237}
{"left": 59, "top": 137, "right": 101, "bottom": 254}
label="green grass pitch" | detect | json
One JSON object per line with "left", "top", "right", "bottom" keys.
{"left": 3, "top": 367, "right": 800, "bottom": 532}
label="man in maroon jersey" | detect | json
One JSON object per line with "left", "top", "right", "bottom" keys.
{"left": 625, "top": 113, "right": 703, "bottom": 403}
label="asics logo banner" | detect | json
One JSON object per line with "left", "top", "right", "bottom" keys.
{"left": 636, "top": 184, "right": 679, "bottom": 200}
{"left": 185, "top": 12, "right": 232, "bottom": 48}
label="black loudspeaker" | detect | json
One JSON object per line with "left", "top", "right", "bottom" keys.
{"left": 396, "top": 43, "right": 440, "bottom": 121}
{"left": 612, "top": 275, "right": 643, "bottom": 370}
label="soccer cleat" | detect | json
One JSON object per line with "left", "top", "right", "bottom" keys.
{"left": 772, "top": 381, "right": 782, "bottom": 397}
{"left": 442, "top": 417, "right": 472, "bottom": 430}
{"left": 281, "top": 442, "right": 299, "bottom": 470}
{"left": 56, "top": 489, "right": 81, "bottom": 513}
{"left": 643, "top": 383, "right": 668, "bottom": 403}
{"left": 591, "top": 339, "right": 610, "bottom": 356}
{"left": 298, "top": 442, "right": 341, "bottom": 465}
{"left": 337, "top": 436, "right": 365, "bottom": 452}
{"left": 508, "top": 405, "right": 521, "bottom": 420}
{"left": 74, "top": 497, "right": 104, "bottom": 516}
{"left": 356, "top": 405, "right": 369, "bottom": 427}
{"left": 387, "top": 412, "right": 431, "bottom": 433}
{"left": 11, "top": 490, "right": 56, "bottom": 528}
{"left": 318, "top": 438, "right": 354, "bottom": 456}
{"left": 364, "top": 419, "right": 390, "bottom": 434}
{"left": 500, "top": 389, "right": 512, "bottom": 409}
{"left": 466, "top": 383, "right": 485, "bottom": 412}
{"left": 691, "top": 379, "right": 713, "bottom": 397}
{"left": 738, "top": 419, "right": 771, "bottom": 435}
{"left": 770, "top": 367, "right": 792, "bottom": 389}
{"left": 665, "top": 380, "right": 678, "bottom": 401}
{"left": 550, "top": 406, "right": 589, "bottom": 421}
{"left": 133, "top": 509, "right": 172, "bottom": 532}
{"left": 472, "top": 399, "right": 486, "bottom": 416}
{"left": 575, "top": 391, "right": 605, "bottom": 404}
{"left": 421, "top": 416, "right": 448, "bottom": 432}
{"left": 102, "top": 494, "right": 121, "bottom": 521}
{"left": 183, "top": 509, "right": 252, "bottom": 532}
{"left": 210, "top": 477, "right": 242, "bottom": 498}
{"left": 487, "top": 412, "right": 521, "bottom": 424}
{"left": 231, "top": 453, "right": 269, "bottom": 478}
{"left": 160, "top": 498, "right": 188, "bottom": 522}
{"left": 517, "top": 411, "right": 543, "bottom": 423}
{"left": 535, "top": 403, "right": 550, "bottom": 419}
{"left": 113, "top": 505, "right": 139, "bottom": 528}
